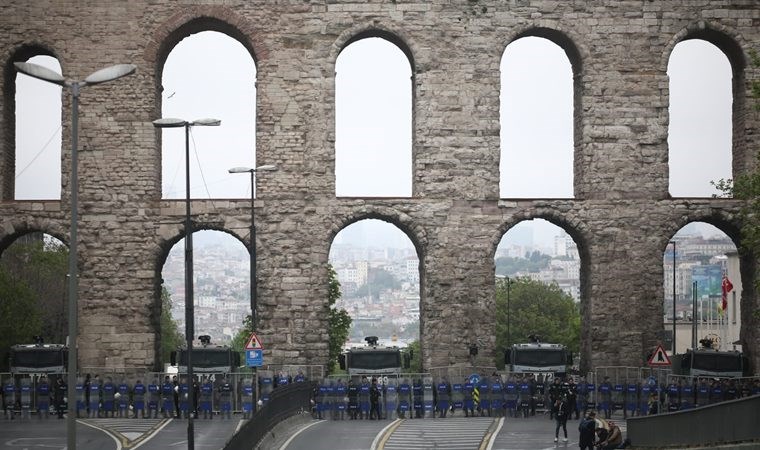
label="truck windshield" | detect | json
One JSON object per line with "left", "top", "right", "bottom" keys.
{"left": 513, "top": 349, "right": 566, "bottom": 367}
{"left": 12, "top": 349, "right": 65, "bottom": 368}
{"left": 350, "top": 351, "right": 401, "bottom": 370}
{"left": 692, "top": 353, "right": 742, "bottom": 372}
{"left": 179, "top": 349, "right": 231, "bottom": 368}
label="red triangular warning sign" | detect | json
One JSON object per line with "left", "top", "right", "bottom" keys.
{"left": 647, "top": 344, "right": 671, "bottom": 366}
{"left": 245, "top": 332, "right": 264, "bottom": 350}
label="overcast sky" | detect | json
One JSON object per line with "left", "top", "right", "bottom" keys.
{"left": 14, "top": 33, "right": 734, "bottom": 248}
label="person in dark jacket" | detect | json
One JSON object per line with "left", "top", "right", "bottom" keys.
{"left": 578, "top": 410, "right": 596, "bottom": 450}
{"left": 54, "top": 377, "right": 66, "bottom": 419}
{"left": 554, "top": 394, "right": 570, "bottom": 443}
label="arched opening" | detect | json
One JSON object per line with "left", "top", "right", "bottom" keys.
{"left": 495, "top": 219, "right": 581, "bottom": 372}
{"left": 500, "top": 36, "right": 574, "bottom": 198}
{"left": 664, "top": 222, "right": 740, "bottom": 356}
{"left": 14, "top": 55, "right": 62, "bottom": 200}
{"left": 328, "top": 219, "right": 421, "bottom": 372}
{"left": 160, "top": 30, "right": 257, "bottom": 199}
{"left": 335, "top": 37, "right": 413, "bottom": 198}
{"left": 0, "top": 232, "right": 68, "bottom": 371}
{"left": 668, "top": 40, "right": 732, "bottom": 197}
{"left": 158, "top": 229, "right": 249, "bottom": 366}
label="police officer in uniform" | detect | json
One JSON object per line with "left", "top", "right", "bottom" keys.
{"left": 161, "top": 376, "right": 173, "bottom": 418}
{"left": 241, "top": 378, "right": 254, "bottom": 419}
{"left": 133, "top": 379, "right": 146, "bottom": 418}
{"left": 89, "top": 375, "right": 101, "bottom": 418}
{"left": 347, "top": 377, "right": 359, "bottom": 419}
{"left": 463, "top": 377, "right": 475, "bottom": 417}
{"left": 335, "top": 378, "right": 347, "bottom": 420}
{"left": 397, "top": 378, "right": 410, "bottom": 418}
{"left": 148, "top": 378, "right": 160, "bottom": 418}
{"left": 436, "top": 377, "right": 450, "bottom": 418}
{"left": 3, "top": 377, "right": 16, "bottom": 420}
{"left": 37, "top": 376, "right": 51, "bottom": 420}
{"left": 117, "top": 378, "right": 130, "bottom": 418}
{"left": 219, "top": 376, "right": 232, "bottom": 419}
{"left": 75, "top": 376, "right": 86, "bottom": 418}
{"left": 102, "top": 377, "right": 116, "bottom": 418}
{"left": 598, "top": 377, "right": 612, "bottom": 419}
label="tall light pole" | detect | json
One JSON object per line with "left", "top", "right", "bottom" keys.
{"left": 670, "top": 240, "right": 677, "bottom": 354}
{"left": 153, "top": 117, "right": 220, "bottom": 450}
{"left": 228, "top": 164, "right": 277, "bottom": 330}
{"left": 506, "top": 276, "right": 513, "bottom": 348}
{"left": 14, "top": 61, "right": 135, "bottom": 450}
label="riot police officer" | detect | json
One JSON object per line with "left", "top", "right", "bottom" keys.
{"left": 37, "top": 376, "right": 50, "bottom": 420}
{"left": 148, "top": 378, "right": 160, "bottom": 418}
{"left": 3, "top": 377, "right": 17, "bottom": 420}
{"left": 133, "top": 379, "right": 146, "bottom": 418}
{"left": 161, "top": 376, "right": 173, "bottom": 418}
{"left": 102, "top": 377, "right": 116, "bottom": 418}
{"left": 219, "top": 376, "right": 232, "bottom": 419}
{"left": 89, "top": 375, "right": 101, "bottom": 418}
{"left": 436, "top": 377, "right": 450, "bottom": 418}
{"left": 598, "top": 377, "right": 612, "bottom": 419}
{"left": 117, "top": 378, "right": 130, "bottom": 418}
{"left": 347, "top": 378, "right": 359, "bottom": 420}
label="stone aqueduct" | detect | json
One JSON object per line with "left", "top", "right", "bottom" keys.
{"left": 1, "top": 1, "right": 759, "bottom": 374}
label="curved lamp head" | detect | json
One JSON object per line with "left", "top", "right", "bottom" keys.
{"left": 14, "top": 62, "right": 66, "bottom": 86}
{"left": 84, "top": 64, "right": 136, "bottom": 85}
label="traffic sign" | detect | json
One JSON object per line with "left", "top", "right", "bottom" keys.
{"left": 647, "top": 344, "right": 672, "bottom": 366}
{"left": 245, "top": 332, "right": 264, "bottom": 350}
{"left": 246, "top": 349, "right": 263, "bottom": 367}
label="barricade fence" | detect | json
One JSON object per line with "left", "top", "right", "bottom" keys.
{"left": 5, "top": 367, "right": 757, "bottom": 421}
{"left": 1, "top": 367, "right": 320, "bottom": 419}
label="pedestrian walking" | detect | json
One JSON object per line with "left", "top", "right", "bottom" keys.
{"left": 554, "top": 394, "right": 570, "bottom": 443}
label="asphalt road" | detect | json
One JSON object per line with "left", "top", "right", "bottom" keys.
{"left": 0, "top": 415, "right": 242, "bottom": 450}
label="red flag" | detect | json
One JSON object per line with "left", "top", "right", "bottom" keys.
{"left": 721, "top": 274, "right": 734, "bottom": 312}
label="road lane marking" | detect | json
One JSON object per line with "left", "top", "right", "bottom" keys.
{"left": 278, "top": 419, "right": 325, "bottom": 450}
{"left": 483, "top": 417, "right": 505, "bottom": 450}
{"left": 371, "top": 418, "right": 403, "bottom": 450}
{"left": 79, "top": 419, "right": 123, "bottom": 450}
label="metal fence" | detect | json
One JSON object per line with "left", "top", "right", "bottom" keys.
{"left": 223, "top": 380, "right": 316, "bottom": 450}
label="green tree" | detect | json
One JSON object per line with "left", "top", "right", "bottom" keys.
{"left": 0, "top": 269, "right": 42, "bottom": 371}
{"left": 0, "top": 235, "right": 68, "bottom": 344}
{"left": 328, "top": 264, "right": 352, "bottom": 374}
{"left": 494, "top": 277, "right": 580, "bottom": 368}
{"left": 160, "top": 286, "right": 184, "bottom": 365}
{"left": 406, "top": 339, "right": 422, "bottom": 373}
{"left": 231, "top": 314, "right": 253, "bottom": 360}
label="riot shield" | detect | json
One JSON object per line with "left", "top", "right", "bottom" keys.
{"left": 334, "top": 377, "right": 348, "bottom": 420}
{"left": 241, "top": 378, "right": 254, "bottom": 419}
{"left": 75, "top": 377, "right": 86, "bottom": 418}
{"left": 384, "top": 379, "right": 397, "bottom": 419}
{"left": 451, "top": 382, "right": 463, "bottom": 416}
{"left": 20, "top": 377, "right": 32, "bottom": 419}
{"left": 491, "top": 379, "right": 503, "bottom": 417}
{"left": 259, "top": 370, "right": 274, "bottom": 406}
{"left": 397, "top": 378, "right": 410, "bottom": 418}
{"left": 422, "top": 376, "right": 434, "bottom": 418}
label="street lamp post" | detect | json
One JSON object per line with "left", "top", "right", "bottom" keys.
{"left": 670, "top": 240, "right": 677, "bottom": 354}
{"left": 14, "top": 61, "right": 135, "bottom": 450}
{"left": 506, "top": 276, "right": 512, "bottom": 348}
{"left": 153, "top": 117, "right": 220, "bottom": 450}
{"left": 228, "top": 165, "right": 277, "bottom": 330}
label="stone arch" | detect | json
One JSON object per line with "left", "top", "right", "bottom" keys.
{"left": 152, "top": 223, "right": 246, "bottom": 369}
{"left": 331, "top": 26, "right": 416, "bottom": 198}
{"left": 145, "top": 7, "right": 263, "bottom": 78}
{"left": 663, "top": 22, "right": 749, "bottom": 180}
{"left": 0, "top": 219, "right": 68, "bottom": 254}
{"left": 2, "top": 44, "right": 60, "bottom": 201}
{"left": 491, "top": 210, "right": 592, "bottom": 372}
{"left": 326, "top": 207, "right": 427, "bottom": 258}
{"left": 500, "top": 26, "right": 585, "bottom": 198}
{"left": 660, "top": 211, "right": 756, "bottom": 369}
{"left": 325, "top": 207, "right": 427, "bottom": 359}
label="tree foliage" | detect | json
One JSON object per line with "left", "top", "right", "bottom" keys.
{"left": 231, "top": 314, "right": 253, "bottom": 360}
{"left": 406, "top": 339, "right": 422, "bottom": 373}
{"left": 494, "top": 277, "right": 580, "bottom": 368}
{"left": 160, "top": 286, "right": 184, "bottom": 365}
{"left": 495, "top": 251, "right": 552, "bottom": 277}
{"left": 328, "top": 264, "right": 352, "bottom": 374}
{"left": 0, "top": 235, "right": 69, "bottom": 371}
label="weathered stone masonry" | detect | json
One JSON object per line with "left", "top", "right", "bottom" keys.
{"left": 1, "top": 1, "right": 759, "bottom": 374}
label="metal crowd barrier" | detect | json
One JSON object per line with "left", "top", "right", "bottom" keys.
{"left": 224, "top": 380, "right": 316, "bottom": 450}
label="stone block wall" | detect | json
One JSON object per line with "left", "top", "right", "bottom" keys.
{"left": 0, "top": 1, "right": 758, "bottom": 373}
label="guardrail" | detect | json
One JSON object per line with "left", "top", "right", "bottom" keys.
{"left": 223, "top": 380, "right": 316, "bottom": 450}
{"left": 627, "top": 394, "right": 760, "bottom": 448}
